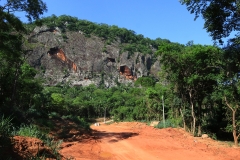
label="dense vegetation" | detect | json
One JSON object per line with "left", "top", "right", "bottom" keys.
{"left": 28, "top": 14, "right": 170, "bottom": 55}
{"left": 181, "top": 0, "right": 240, "bottom": 146}
{"left": 180, "top": 0, "right": 240, "bottom": 45}
{"left": 1, "top": 1, "right": 240, "bottom": 159}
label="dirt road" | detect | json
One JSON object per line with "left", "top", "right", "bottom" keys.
{"left": 60, "top": 122, "right": 240, "bottom": 160}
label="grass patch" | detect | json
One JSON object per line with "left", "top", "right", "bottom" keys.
{"left": 12, "top": 124, "right": 45, "bottom": 139}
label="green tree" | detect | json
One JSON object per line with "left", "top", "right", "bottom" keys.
{"left": 1, "top": 0, "right": 47, "bottom": 22}
{"left": 158, "top": 42, "right": 221, "bottom": 135}
{"left": 93, "top": 89, "right": 108, "bottom": 118}
{"left": 135, "top": 76, "right": 156, "bottom": 88}
{"left": 212, "top": 42, "right": 240, "bottom": 146}
{"left": 145, "top": 87, "right": 162, "bottom": 121}
{"left": 51, "top": 93, "right": 64, "bottom": 106}
{"left": 180, "top": 0, "right": 240, "bottom": 44}
{"left": 181, "top": 0, "right": 240, "bottom": 145}
{"left": 0, "top": 0, "right": 47, "bottom": 119}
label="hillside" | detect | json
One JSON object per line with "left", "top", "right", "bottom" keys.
{"left": 25, "top": 15, "right": 164, "bottom": 87}
{"left": 2, "top": 1, "right": 240, "bottom": 159}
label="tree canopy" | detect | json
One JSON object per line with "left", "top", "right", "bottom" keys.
{"left": 34, "top": 14, "right": 168, "bottom": 55}
{"left": 0, "top": 0, "right": 47, "bottom": 121}
{"left": 0, "top": 0, "right": 47, "bottom": 21}
{"left": 180, "top": 0, "right": 240, "bottom": 44}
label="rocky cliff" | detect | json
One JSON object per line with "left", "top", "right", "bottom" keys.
{"left": 27, "top": 26, "right": 160, "bottom": 87}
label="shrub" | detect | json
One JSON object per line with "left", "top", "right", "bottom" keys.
{"left": 155, "top": 119, "right": 181, "bottom": 129}
{"left": 48, "top": 112, "right": 61, "bottom": 119}
{"left": 0, "top": 115, "right": 13, "bottom": 138}
{"left": 62, "top": 115, "right": 90, "bottom": 130}
{"left": 0, "top": 115, "right": 13, "bottom": 152}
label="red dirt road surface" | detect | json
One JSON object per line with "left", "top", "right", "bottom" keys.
{"left": 60, "top": 122, "right": 240, "bottom": 160}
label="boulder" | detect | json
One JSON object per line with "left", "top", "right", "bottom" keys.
{"left": 201, "top": 134, "right": 209, "bottom": 139}
{"left": 150, "top": 121, "right": 160, "bottom": 127}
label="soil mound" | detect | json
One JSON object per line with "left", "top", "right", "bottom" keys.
{"left": 0, "top": 136, "right": 57, "bottom": 160}
{"left": 13, "top": 136, "right": 56, "bottom": 159}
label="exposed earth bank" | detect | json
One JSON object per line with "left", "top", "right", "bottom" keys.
{"left": 60, "top": 122, "right": 240, "bottom": 160}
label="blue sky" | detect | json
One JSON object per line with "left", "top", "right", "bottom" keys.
{"left": 10, "top": 1, "right": 216, "bottom": 45}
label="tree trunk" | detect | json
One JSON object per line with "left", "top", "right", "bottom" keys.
{"left": 197, "top": 103, "right": 202, "bottom": 137}
{"left": 198, "top": 125, "right": 201, "bottom": 137}
{"left": 224, "top": 97, "right": 239, "bottom": 147}
{"left": 162, "top": 95, "right": 165, "bottom": 128}
{"left": 180, "top": 108, "right": 186, "bottom": 130}
{"left": 232, "top": 110, "right": 238, "bottom": 146}
{"left": 11, "top": 67, "right": 20, "bottom": 107}
{"left": 88, "top": 107, "right": 90, "bottom": 119}
{"left": 104, "top": 107, "right": 106, "bottom": 123}
{"left": 189, "top": 92, "right": 196, "bottom": 136}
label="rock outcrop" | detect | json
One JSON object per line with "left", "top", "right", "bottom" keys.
{"left": 47, "top": 47, "right": 78, "bottom": 72}
{"left": 27, "top": 26, "right": 160, "bottom": 87}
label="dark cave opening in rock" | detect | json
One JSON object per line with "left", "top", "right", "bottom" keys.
{"left": 107, "top": 57, "right": 115, "bottom": 62}
{"left": 48, "top": 47, "right": 59, "bottom": 55}
{"left": 120, "top": 65, "right": 131, "bottom": 76}
{"left": 119, "top": 65, "right": 137, "bottom": 80}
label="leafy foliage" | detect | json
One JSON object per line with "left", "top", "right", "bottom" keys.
{"left": 180, "top": 0, "right": 240, "bottom": 44}
{"left": 0, "top": 1, "right": 64, "bottom": 158}
{"left": 0, "top": 115, "right": 13, "bottom": 137}
{"left": 180, "top": 0, "right": 240, "bottom": 145}
{"left": 31, "top": 14, "right": 166, "bottom": 55}
{"left": 135, "top": 76, "right": 156, "bottom": 87}
{"left": 0, "top": 0, "right": 46, "bottom": 122}
{"left": 0, "top": 115, "right": 13, "bottom": 159}
{"left": 0, "top": 0, "right": 47, "bottom": 22}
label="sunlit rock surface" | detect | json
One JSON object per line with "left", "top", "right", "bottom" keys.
{"left": 27, "top": 26, "right": 160, "bottom": 87}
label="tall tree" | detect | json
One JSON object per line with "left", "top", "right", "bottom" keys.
{"left": 158, "top": 42, "right": 221, "bottom": 135}
{"left": 181, "top": 0, "right": 240, "bottom": 145}
{"left": 0, "top": 0, "right": 47, "bottom": 21}
{"left": 212, "top": 41, "right": 240, "bottom": 146}
{"left": 180, "top": 0, "right": 240, "bottom": 44}
{"left": 0, "top": 0, "right": 47, "bottom": 117}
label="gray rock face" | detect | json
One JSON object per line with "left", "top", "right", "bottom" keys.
{"left": 27, "top": 26, "right": 160, "bottom": 87}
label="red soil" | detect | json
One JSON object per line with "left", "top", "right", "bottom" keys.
{"left": 6, "top": 136, "right": 56, "bottom": 159}
{"left": 60, "top": 122, "right": 240, "bottom": 160}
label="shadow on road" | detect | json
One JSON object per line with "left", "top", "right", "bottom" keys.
{"left": 92, "top": 130, "right": 139, "bottom": 143}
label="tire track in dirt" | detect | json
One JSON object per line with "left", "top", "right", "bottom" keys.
{"left": 61, "top": 122, "right": 240, "bottom": 160}
{"left": 92, "top": 126, "right": 161, "bottom": 160}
